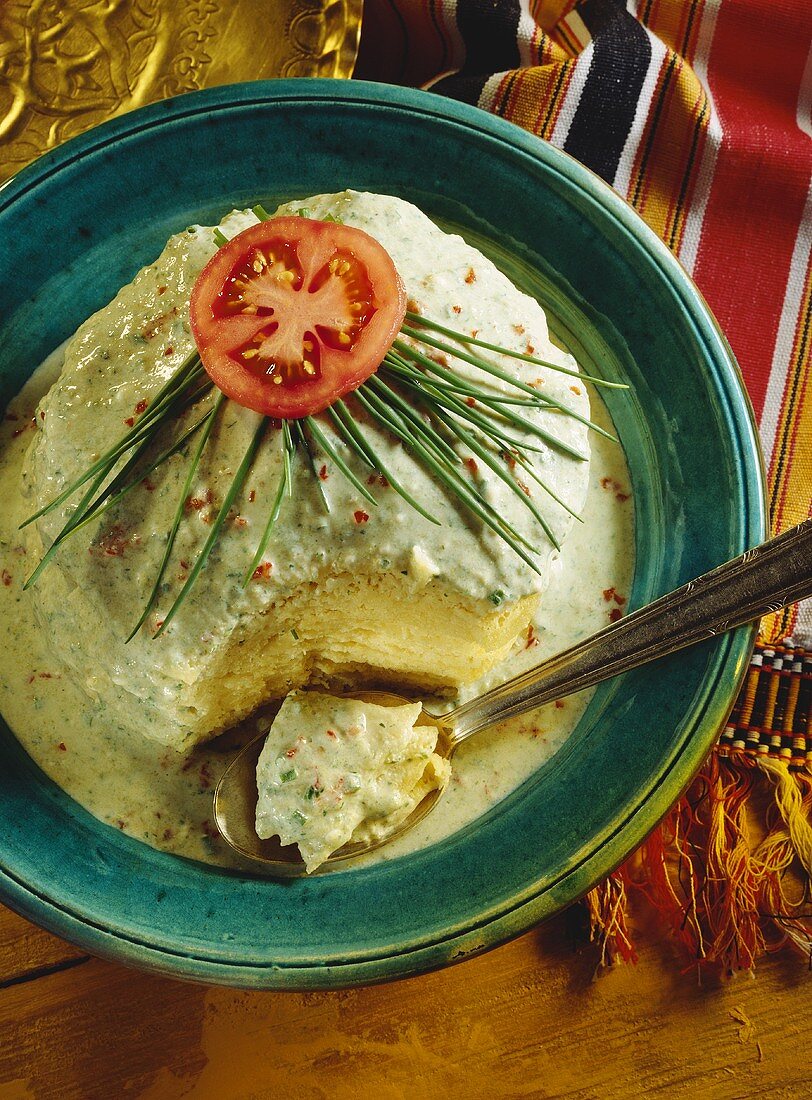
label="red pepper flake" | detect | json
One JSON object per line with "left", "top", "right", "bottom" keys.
{"left": 503, "top": 451, "right": 517, "bottom": 469}
{"left": 1, "top": 569, "right": 11, "bottom": 587}
{"left": 116, "top": 820, "right": 126, "bottom": 830}
{"left": 179, "top": 559, "right": 190, "bottom": 571}
{"left": 452, "top": 305, "right": 461, "bottom": 314}
{"left": 609, "top": 608, "right": 623, "bottom": 623}
{"left": 198, "top": 762, "right": 213, "bottom": 790}
{"left": 353, "top": 510, "right": 370, "bottom": 524}
{"left": 570, "top": 385, "right": 582, "bottom": 395}
{"left": 38, "top": 672, "right": 53, "bottom": 679}
{"left": 516, "top": 479, "right": 531, "bottom": 497}
{"left": 143, "top": 305, "right": 178, "bottom": 340}
{"left": 154, "top": 618, "right": 165, "bottom": 631}
{"left": 162, "top": 827, "right": 176, "bottom": 841}
{"left": 554, "top": 699, "right": 565, "bottom": 709}
{"left": 326, "top": 729, "right": 337, "bottom": 739}
{"left": 525, "top": 625, "right": 539, "bottom": 649}
{"left": 157, "top": 286, "right": 167, "bottom": 295}
{"left": 318, "top": 464, "right": 329, "bottom": 481}
{"left": 285, "top": 747, "right": 297, "bottom": 758}
{"left": 430, "top": 352, "right": 449, "bottom": 368}
{"left": 465, "top": 397, "right": 477, "bottom": 408}
{"left": 164, "top": 346, "right": 174, "bottom": 356}
{"left": 185, "top": 488, "right": 214, "bottom": 512}
{"left": 142, "top": 477, "right": 156, "bottom": 491}
{"left": 57, "top": 742, "right": 67, "bottom": 752}
{"left": 231, "top": 515, "right": 248, "bottom": 528}
{"left": 95, "top": 524, "right": 131, "bottom": 557}
{"left": 252, "top": 561, "right": 273, "bottom": 580}
{"left": 526, "top": 344, "right": 535, "bottom": 355}
{"left": 366, "top": 474, "right": 388, "bottom": 487}
{"left": 248, "top": 489, "right": 256, "bottom": 503}
{"left": 513, "top": 324, "right": 526, "bottom": 335}
{"left": 602, "top": 586, "right": 627, "bottom": 606}
{"left": 465, "top": 267, "right": 476, "bottom": 284}
{"left": 134, "top": 399, "right": 148, "bottom": 415}
{"left": 464, "top": 457, "right": 479, "bottom": 476}
{"left": 123, "top": 416, "right": 135, "bottom": 427}
{"left": 39, "top": 410, "right": 45, "bottom": 421}
{"left": 600, "top": 476, "right": 631, "bottom": 502}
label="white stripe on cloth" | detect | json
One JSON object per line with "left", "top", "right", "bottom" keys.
{"left": 677, "top": 0, "right": 723, "bottom": 274}
{"left": 516, "top": 0, "right": 540, "bottom": 69}
{"left": 476, "top": 69, "right": 509, "bottom": 114}
{"left": 612, "top": 30, "right": 670, "bottom": 196}
{"left": 549, "top": 42, "right": 595, "bottom": 148}
{"left": 760, "top": 175, "right": 812, "bottom": 473}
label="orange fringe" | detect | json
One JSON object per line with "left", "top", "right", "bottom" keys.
{"left": 585, "top": 752, "right": 812, "bottom": 974}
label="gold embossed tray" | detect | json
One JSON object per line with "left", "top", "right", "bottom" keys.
{"left": 0, "top": 0, "right": 362, "bottom": 182}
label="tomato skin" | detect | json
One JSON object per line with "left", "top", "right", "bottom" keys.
{"left": 189, "top": 217, "right": 407, "bottom": 419}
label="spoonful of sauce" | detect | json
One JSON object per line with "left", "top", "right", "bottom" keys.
{"left": 214, "top": 519, "right": 812, "bottom": 876}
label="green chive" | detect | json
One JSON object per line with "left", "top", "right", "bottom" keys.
{"left": 154, "top": 412, "right": 269, "bottom": 637}
{"left": 126, "top": 393, "right": 226, "bottom": 642}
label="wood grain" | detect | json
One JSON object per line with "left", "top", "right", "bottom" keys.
{"left": 1, "top": 901, "right": 810, "bottom": 1099}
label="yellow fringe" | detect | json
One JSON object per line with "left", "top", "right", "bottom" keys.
{"left": 752, "top": 757, "right": 812, "bottom": 876}
{"left": 584, "top": 874, "right": 636, "bottom": 968}
{"left": 586, "top": 754, "right": 812, "bottom": 974}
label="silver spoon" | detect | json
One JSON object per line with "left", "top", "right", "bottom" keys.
{"left": 214, "top": 518, "right": 812, "bottom": 875}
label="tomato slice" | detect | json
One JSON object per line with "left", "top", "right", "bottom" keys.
{"left": 189, "top": 217, "right": 407, "bottom": 418}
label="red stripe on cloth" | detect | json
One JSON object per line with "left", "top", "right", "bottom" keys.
{"left": 691, "top": 0, "right": 812, "bottom": 418}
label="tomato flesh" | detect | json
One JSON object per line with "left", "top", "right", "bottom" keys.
{"left": 190, "top": 217, "right": 406, "bottom": 418}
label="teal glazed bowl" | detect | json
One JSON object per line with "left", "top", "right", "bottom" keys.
{"left": 0, "top": 80, "right": 765, "bottom": 988}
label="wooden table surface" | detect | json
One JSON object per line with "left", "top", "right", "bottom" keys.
{"left": 1, "top": 899, "right": 809, "bottom": 1099}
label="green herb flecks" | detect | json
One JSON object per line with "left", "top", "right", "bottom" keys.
{"left": 22, "top": 230, "right": 621, "bottom": 636}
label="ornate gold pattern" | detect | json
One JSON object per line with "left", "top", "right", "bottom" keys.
{"left": 0, "top": 0, "right": 362, "bottom": 181}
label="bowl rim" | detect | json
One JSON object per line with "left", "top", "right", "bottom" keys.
{"left": 0, "top": 79, "right": 766, "bottom": 988}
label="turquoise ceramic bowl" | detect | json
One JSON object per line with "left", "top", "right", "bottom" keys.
{"left": 0, "top": 80, "right": 765, "bottom": 988}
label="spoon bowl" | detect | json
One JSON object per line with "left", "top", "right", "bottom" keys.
{"left": 213, "top": 520, "right": 812, "bottom": 876}
{"left": 213, "top": 692, "right": 455, "bottom": 875}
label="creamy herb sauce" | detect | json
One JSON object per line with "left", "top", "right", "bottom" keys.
{"left": 255, "top": 691, "right": 449, "bottom": 871}
{"left": 0, "top": 371, "right": 632, "bottom": 866}
{"left": 19, "top": 192, "right": 593, "bottom": 750}
{"left": 0, "top": 195, "right": 635, "bottom": 868}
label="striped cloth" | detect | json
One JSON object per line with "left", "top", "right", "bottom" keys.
{"left": 356, "top": 0, "right": 812, "bottom": 968}
{"left": 357, "top": 0, "right": 812, "bottom": 649}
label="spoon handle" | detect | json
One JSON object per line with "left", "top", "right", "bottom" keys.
{"left": 448, "top": 519, "right": 812, "bottom": 742}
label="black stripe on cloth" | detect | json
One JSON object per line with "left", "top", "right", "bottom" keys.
{"left": 563, "top": 0, "right": 652, "bottom": 184}
{"left": 431, "top": 0, "right": 522, "bottom": 107}
{"left": 456, "top": 0, "right": 523, "bottom": 75}
{"left": 430, "top": 72, "right": 491, "bottom": 107}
